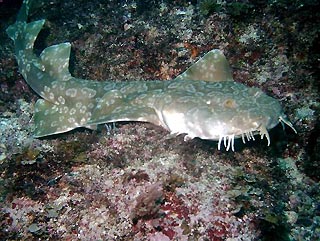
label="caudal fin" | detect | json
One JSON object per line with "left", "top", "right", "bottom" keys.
{"left": 6, "top": 0, "right": 44, "bottom": 51}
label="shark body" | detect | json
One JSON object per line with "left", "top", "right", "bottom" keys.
{"left": 7, "top": 0, "right": 296, "bottom": 151}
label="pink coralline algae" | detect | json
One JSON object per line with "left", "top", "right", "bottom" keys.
{"left": 1, "top": 0, "right": 319, "bottom": 240}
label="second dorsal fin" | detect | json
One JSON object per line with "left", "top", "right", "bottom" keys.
{"left": 39, "top": 42, "right": 72, "bottom": 81}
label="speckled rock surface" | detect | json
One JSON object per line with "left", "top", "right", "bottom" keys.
{"left": 0, "top": 0, "right": 319, "bottom": 240}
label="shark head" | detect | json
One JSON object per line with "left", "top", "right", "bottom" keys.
{"left": 155, "top": 50, "right": 296, "bottom": 151}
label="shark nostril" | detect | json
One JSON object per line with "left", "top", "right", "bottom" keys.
{"left": 279, "top": 115, "right": 297, "bottom": 134}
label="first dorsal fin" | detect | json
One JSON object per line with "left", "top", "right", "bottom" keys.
{"left": 175, "top": 49, "right": 233, "bottom": 82}
{"left": 40, "top": 42, "right": 72, "bottom": 81}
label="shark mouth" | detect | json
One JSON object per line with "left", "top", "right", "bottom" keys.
{"left": 218, "top": 116, "right": 296, "bottom": 152}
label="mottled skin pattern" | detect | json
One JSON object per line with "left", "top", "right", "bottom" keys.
{"left": 7, "top": 0, "right": 296, "bottom": 151}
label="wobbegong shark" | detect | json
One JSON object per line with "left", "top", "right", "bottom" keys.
{"left": 7, "top": 0, "right": 296, "bottom": 151}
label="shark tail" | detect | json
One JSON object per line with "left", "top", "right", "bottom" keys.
{"left": 14, "top": 0, "right": 29, "bottom": 23}
{"left": 6, "top": 0, "right": 45, "bottom": 52}
{"left": 6, "top": 0, "right": 72, "bottom": 95}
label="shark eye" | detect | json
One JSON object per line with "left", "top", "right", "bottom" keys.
{"left": 223, "top": 98, "right": 237, "bottom": 109}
